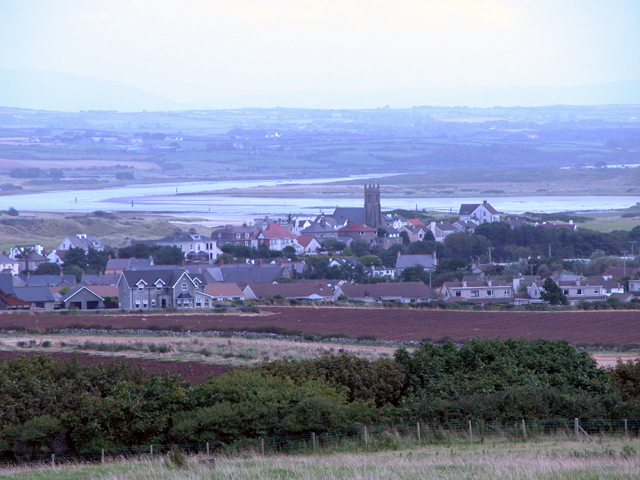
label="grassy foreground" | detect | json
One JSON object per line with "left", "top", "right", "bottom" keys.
{"left": 2, "top": 440, "right": 640, "bottom": 480}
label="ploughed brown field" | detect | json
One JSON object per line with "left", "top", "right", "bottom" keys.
{"left": 2, "top": 306, "right": 640, "bottom": 345}
{"left": 0, "top": 351, "right": 237, "bottom": 383}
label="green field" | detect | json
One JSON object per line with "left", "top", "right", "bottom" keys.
{"left": 2, "top": 440, "right": 639, "bottom": 480}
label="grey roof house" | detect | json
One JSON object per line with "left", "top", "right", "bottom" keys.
{"left": 117, "top": 269, "right": 216, "bottom": 310}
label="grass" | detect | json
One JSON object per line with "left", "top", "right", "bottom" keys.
{"left": 1, "top": 440, "right": 640, "bottom": 479}
{"left": 0, "top": 334, "right": 396, "bottom": 366}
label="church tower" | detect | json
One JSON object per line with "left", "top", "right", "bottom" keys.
{"left": 364, "top": 183, "right": 383, "bottom": 228}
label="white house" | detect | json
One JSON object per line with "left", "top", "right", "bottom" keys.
{"left": 459, "top": 200, "right": 500, "bottom": 224}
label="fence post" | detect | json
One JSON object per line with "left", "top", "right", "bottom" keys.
{"left": 417, "top": 422, "right": 421, "bottom": 442}
{"left": 468, "top": 421, "right": 473, "bottom": 443}
{"left": 51, "top": 454, "right": 55, "bottom": 467}
{"left": 624, "top": 419, "right": 628, "bottom": 438}
{"left": 150, "top": 445, "right": 153, "bottom": 455}
{"left": 364, "top": 426, "right": 369, "bottom": 448}
{"left": 521, "top": 419, "right": 527, "bottom": 440}
{"left": 261, "top": 437, "right": 265, "bottom": 456}
{"left": 312, "top": 432, "right": 316, "bottom": 452}
{"left": 206, "top": 442, "right": 210, "bottom": 455}
{"left": 101, "top": 449, "right": 104, "bottom": 464}
{"left": 574, "top": 418, "right": 579, "bottom": 441}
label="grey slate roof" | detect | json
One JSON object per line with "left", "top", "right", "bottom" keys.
{"left": 339, "top": 282, "right": 436, "bottom": 300}
{"left": 332, "top": 207, "right": 365, "bottom": 225}
{"left": 106, "top": 257, "right": 153, "bottom": 271}
{"left": 459, "top": 202, "right": 499, "bottom": 216}
{"left": 120, "top": 269, "right": 190, "bottom": 288}
{"left": 14, "top": 286, "right": 56, "bottom": 303}
{"left": 0, "top": 273, "right": 15, "bottom": 295}
{"left": 395, "top": 254, "right": 437, "bottom": 270}
{"left": 60, "top": 285, "right": 105, "bottom": 303}
{"left": 206, "top": 264, "right": 288, "bottom": 286}
{"left": 81, "top": 274, "right": 121, "bottom": 286}
{"left": 19, "top": 275, "right": 77, "bottom": 287}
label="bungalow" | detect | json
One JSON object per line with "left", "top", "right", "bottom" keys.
{"left": 60, "top": 285, "right": 105, "bottom": 310}
{"left": 337, "top": 282, "right": 436, "bottom": 303}
{"left": 428, "top": 221, "right": 460, "bottom": 243}
{"left": 243, "top": 282, "right": 340, "bottom": 302}
{"left": 203, "top": 283, "right": 245, "bottom": 302}
{"left": 441, "top": 278, "right": 514, "bottom": 304}
{"left": 13, "top": 286, "right": 57, "bottom": 311}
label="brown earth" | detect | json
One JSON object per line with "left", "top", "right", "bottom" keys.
{"left": 2, "top": 306, "right": 640, "bottom": 345}
{"left": 0, "top": 351, "right": 237, "bottom": 383}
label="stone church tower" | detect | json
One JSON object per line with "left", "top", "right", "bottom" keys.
{"left": 364, "top": 183, "right": 384, "bottom": 228}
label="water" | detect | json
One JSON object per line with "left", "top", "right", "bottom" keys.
{"left": 0, "top": 176, "right": 638, "bottom": 222}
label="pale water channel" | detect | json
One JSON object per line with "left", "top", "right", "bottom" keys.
{"left": 0, "top": 175, "right": 638, "bottom": 222}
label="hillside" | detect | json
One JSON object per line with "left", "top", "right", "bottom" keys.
{"left": 0, "top": 211, "right": 211, "bottom": 251}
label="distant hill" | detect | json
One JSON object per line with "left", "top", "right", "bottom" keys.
{"left": 0, "top": 68, "right": 639, "bottom": 111}
{"left": 0, "top": 69, "right": 187, "bottom": 112}
{"left": 200, "top": 80, "right": 640, "bottom": 109}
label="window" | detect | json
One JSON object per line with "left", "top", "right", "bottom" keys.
{"left": 182, "top": 283, "right": 188, "bottom": 292}
{"left": 455, "top": 291, "right": 461, "bottom": 297}
{"left": 138, "top": 284, "right": 144, "bottom": 291}
{"left": 177, "top": 299, "right": 182, "bottom": 305}
{"left": 135, "top": 300, "right": 140, "bottom": 308}
{"left": 236, "top": 233, "right": 241, "bottom": 238}
{"left": 143, "top": 299, "right": 148, "bottom": 308}
{"left": 576, "top": 289, "right": 583, "bottom": 295}
{"left": 486, "top": 290, "right": 494, "bottom": 296}
{"left": 204, "top": 299, "right": 209, "bottom": 307}
{"left": 471, "top": 290, "right": 479, "bottom": 297}
{"left": 156, "top": 284, "right": 162, "bottom": 291}
{"left": 504, "top": 290, "right": 511, "bottom": 295}
{"left": 594, "top": 289, "right": 599, "bottom": 294}
{"left": 563, "top": 290, "right": 569, "bottom": 295}
{"left": 196, "top": 300, "right": 202, "bottom": 307}
{"left": 151, "top": 299, "right": 156, "bottom": 306}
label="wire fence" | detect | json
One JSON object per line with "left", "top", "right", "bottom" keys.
{"left": 1, "top": 418, "right": 639, "bottom": 468}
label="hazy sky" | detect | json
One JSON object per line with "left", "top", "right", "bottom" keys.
{"left": 1, "top": 0, "right": 639, "bottom": 103}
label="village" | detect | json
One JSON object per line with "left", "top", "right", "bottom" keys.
{"left": 0, "top": 184, "right": 637, "bottom": 312}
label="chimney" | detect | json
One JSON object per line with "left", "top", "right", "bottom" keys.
{"left": 483, "top": 200, "right": 488, "bottom": 204}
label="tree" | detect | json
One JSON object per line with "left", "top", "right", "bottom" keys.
{"left": 153, "top": 246, "right": 185, "bottom": 265}
{"left": 400, "top": 265, "right": 429, "bottom": 283}
{"left": 399, "top": 231, "right": 410, "bottom": 245}
{"left": 34, "top": 263, "right": 61, "bottom": 275}
{"left": 540, "top": 278, "right": 569, "bottom": 305}
{"left": 349, "top": 240, "right": 369, "bottom": 257}
{"left": 63, "top": 247, "right": 87, "bottom": 270}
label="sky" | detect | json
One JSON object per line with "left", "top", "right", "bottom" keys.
{"left": 1, "top": 0, "right": 640, "bottom": 107}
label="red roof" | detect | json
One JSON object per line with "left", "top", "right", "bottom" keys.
{"left": 338, "top": 222, "right": 376, "bottom": 233}
{"left": 296, "top": 235, "right": 317, "bottom": 248}
{"left": 408, "top": 218, "right": 425, "bottom": 226}
{"left": 255, "top": 223, "right": 297, "bottom": 239}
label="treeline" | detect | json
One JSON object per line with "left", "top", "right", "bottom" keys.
{"left": 2, "top": 338, "right": 640, "bottom": 460}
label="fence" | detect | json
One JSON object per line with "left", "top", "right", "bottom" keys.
{"left": 1, "top": 418, "right": 639, "bottom": 468}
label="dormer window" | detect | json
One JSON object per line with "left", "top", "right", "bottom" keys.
{"left": 138, "top": 284, "right": 144, "bottom": 291}
{"left": 181, "top": 283, "right": 188, "bottom": 292}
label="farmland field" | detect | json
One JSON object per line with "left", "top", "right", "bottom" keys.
{"left": 2, "top": 306, "right": 640, "bottom": 345}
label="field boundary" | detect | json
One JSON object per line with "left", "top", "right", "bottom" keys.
{"left": 2, "top": 418, "right": 638, "bottom": 468}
